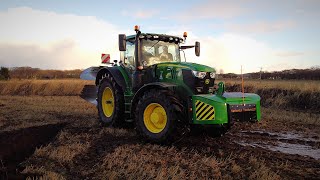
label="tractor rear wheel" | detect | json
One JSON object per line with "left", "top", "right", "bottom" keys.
{"left": 135, "top": 89, "right": 178, "bottom": 143}
{"left": 97, "top": 73, "right": 125, "bottom": 126}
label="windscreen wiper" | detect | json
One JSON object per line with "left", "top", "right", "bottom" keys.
{"left": 148, "top": 40, "right": 160, "bottom": 52}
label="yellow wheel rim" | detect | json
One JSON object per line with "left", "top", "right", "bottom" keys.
{"left": 102, "top": 87, "right": 114, "bottom": 117}
{"left": 143, "top": 103, "right": 167, "bottom": 133}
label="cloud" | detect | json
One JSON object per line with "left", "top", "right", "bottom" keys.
{"left": 0, "top": 7, "right": 122, "bottom": 69}
{"left": 275, "top": 51, "right": 304, "bottom": 57}
{"left": 0, "top": 7, "right": 312, "bottom": 73}
{"left": 224, "top": 20, "right": 296, "bottom": 34}
{"left": 177, "top": 0, "right": 248, "bottom": 20}
{"left": 134, "top": 10, "right": 159, "bottom": 19}
{"left": 252, "top": 0, "right": 320, "bottom": 16}
{"left": 262, "top": 61, "right": 310, "bottom": 72}
{"left": 179, "top": 32, "right": 274, "bottom": 73}
{"left": 121, "top": 9, "right": 159, "bottom": 19}
{"left": 175, "top": 0, "right": 249, "bottom": 20}
{"left": 187, "top": 34, "right": 309, "bottom": 73}
{"left": 0, "top": 40, "right": 77, "bottom": 69}
{"left": 194, "top": 33, "right": 272, "bottom": 73}
{"left": 175, "top": 0, "right": 319, "bottom": 29}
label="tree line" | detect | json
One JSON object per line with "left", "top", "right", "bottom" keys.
{"left": 218, "top": 66, "right": 320, "bottom": 80}
{"left": 0, "top": 67, "right": 82, "bottom": 80}
{"left": 0, "top": 66, "right": 319, "bottom": 80}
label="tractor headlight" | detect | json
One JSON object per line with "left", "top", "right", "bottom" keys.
{"left": 192, "top": 70, "right": 206, "bottom": 79}
{"left": 210, "top": 72, "right": 216, "bottom": 78}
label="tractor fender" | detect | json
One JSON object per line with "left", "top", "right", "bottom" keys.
{"left": 95, "top": 67, "right": 127, "bottom": 92}
{"left": 131, "top": 82, "right": 179, "bottom": 116}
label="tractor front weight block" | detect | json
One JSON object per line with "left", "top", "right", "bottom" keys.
{"left": 192, "top": 92, "right": 261, "bottom": 125}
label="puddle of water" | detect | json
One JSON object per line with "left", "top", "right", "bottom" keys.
{"left": 236, "top": 141, "right": 265, "bottom": 148}
{"left": 236, "top": 140, "right": 320, "bottom": 160}
{"left": 240, "top": 130, "right": 319, "bottom": 142}
{"left": 269, "top": 142, "right": 320, "bottom": 160}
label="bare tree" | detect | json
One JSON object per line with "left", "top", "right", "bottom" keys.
{"left": 0, "top": 67, "right": 10, "bottom": 80}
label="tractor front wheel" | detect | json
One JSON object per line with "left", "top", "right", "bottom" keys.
{"left": 135, "top": 90, "right": 177, "bottom": 143}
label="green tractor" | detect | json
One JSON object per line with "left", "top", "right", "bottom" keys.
{"left": 80, "top": 26, "right": 261, "bottom": 143}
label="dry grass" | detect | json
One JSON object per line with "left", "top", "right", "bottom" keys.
{"left": 34, "top": 142, "right": 90, "bottom": 163}
{"left": 99, "top": 143, "right": 279, "bottom": 179}
{"left": 1, "top": 79, "right": 319, "bottom": 96}
{"left": 1, "top": 96, "right": 277, "bottom": 179}
{"left": 220, "top": 79, "right": 320, "bottom": 92}
{"left": 34, "top": 130, "right": 93, "bottom": 163}
{"left": 219, "top": 79, "right": 320, "bottom": 113}
{"left": 252, "top": 108, "right": 320, "bottom": 138}
{"left": 0, "top": 79, "right": 93, "bottom": 96}
{"left": 0, "top": 96, "right": 97, "bottom": 131}
{"left": 263, "top": 108, "right": 320, "bottom": 126}
{"left": 1, "top": 79, "right": 319, "bottom": 179}
{"left": 0, "top": 96, "right": 318, "bottom": 179}
{"left": 239, "top": 107, "right": 320, "bottom": 136}
{"left": 247, "top": 156, "right": 280, "bottom": 180}
{"left": 23, "top": 166, "right": 66, "bottom": 180}
{"left": 0, "top": 78, "right": 319, "bottom": 112}
{"left": 100, "top": 144, "right": 222, "bottom": 179}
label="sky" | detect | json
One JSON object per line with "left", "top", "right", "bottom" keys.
{"left": 0, "top": 0, "right": 319, "bottom": 73}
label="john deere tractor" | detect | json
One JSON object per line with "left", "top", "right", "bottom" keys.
{"left": 80, "top": 26, "right": 261, "bottom": 143}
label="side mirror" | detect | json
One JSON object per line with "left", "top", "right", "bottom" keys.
{"left": 195, "top": 41, "right": 200, "bottom": 56}
{"left": 119, "top": 34, "right": 126, "bottom": 51}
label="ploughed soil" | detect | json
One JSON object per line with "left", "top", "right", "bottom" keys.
{"left": 0, "top": 96, "right": 319, "bottom": 179}
{"left": 0, "top": 124, "right": 65, "bottom": 179}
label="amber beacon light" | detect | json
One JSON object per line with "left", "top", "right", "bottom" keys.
{"left": 134, "top": 25, "right": 140, "bottom": 31}
{"left": 183, "top": 32, "right": 188, "bottom": 38}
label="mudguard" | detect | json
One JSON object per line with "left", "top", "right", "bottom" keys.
{"left": 95, "top": 66, "right": 128, "bottom": 92}
{"left": 131, "top": 82, "right": 178, "bottom": 114}
{"left": 80, "top": 66, "right": 130, "bottom": 105}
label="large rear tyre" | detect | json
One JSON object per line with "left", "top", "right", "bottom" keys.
{"left": 97, "top": 73, "right": 125, "bottom": 126}
{"left": 135, "top": 89, "right": 178, "bottom": 143}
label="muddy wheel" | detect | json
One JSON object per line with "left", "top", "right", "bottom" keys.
{"left": 135, "top": 89, "right": 178, "bottom": 143}
{"left": 97, "top": 73, "right": 124, "bottom": 126}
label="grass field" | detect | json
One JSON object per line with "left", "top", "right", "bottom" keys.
{"left": 221, "top": 79, "right": 320, "bottom": 92}
{"left": 0, "top": 79, "right": 319, "bottom": 179}
{"left": 1, "top": 79, "right": 319, "bottom": 96}
{"left": 0, "top": 79, "right": 93, "bottom": 96}
{"left": 221, "top": 79, "right": 320, "bottom": 114}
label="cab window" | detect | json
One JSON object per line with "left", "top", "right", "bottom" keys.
{"left": 141, "top": 39, "right": 180, "bottom": 66}
{"left": 124, "top": 40, "right": 135, "bottom": 68}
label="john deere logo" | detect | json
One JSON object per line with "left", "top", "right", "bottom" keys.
{"left": 205, "top": 79, "right": 210, "bottom": 84}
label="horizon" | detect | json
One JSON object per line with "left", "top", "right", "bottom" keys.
{"left": 5, "top": 65, "right": 319, "bottom": 75}
{"left": 0, "top": 1, "right": 319, "bottom": 73}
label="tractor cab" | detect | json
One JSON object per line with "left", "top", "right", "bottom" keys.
{"left": 120, "top": 33, "right": 182, "bottom": 68}
{"left": 118, "top": 26, "right": 201, "bottom": 92}
{"left": 119, "top": 26, "right": 200, "bottom": 68}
